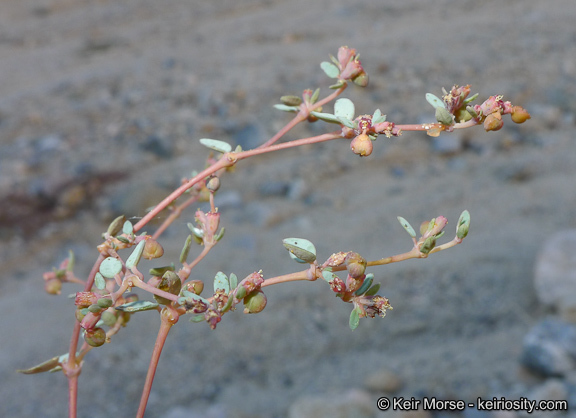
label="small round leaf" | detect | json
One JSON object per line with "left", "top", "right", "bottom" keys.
{"left": 94, "top": 272, "right": 106, "bottom": 290}
{"left": 99, "top": 257, "right": 123, "bottom": 279}
{"left": 214, "top": 271, "right": 230, "bottom": 294}
{"left": 282, "top": 238, "right": 317, "bottom": 264}
{"left": 425, "top": 93, "right": 446, "bottom": 109}
{"left": 320, "top": 61, "right": 340, "bottom": 79}
{"left": 334, "top": 98, "right": 355, "bottom": 120}
{"left": 122, "top": 220, "right": 133, "bottom": 235}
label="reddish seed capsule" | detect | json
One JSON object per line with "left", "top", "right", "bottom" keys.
{"left": 44, "top": 278, "right": 62, "bottom": 295}
{"left": 483, "top": 113, "right": 503, "bottom": 132}
{"left": 84, "top": 327, "right": 107, "bottom": 347}
{"left": 142, "top": 238, "right": 164, "bottom": 260}
{"left": 243, "top": 290, "right": 267, "bottom": 314}
{"left": 511, "top": 106, "right": 531, "bottom": 124}
{"left": 350, "top": 133, "right": 373, "bottom": 156}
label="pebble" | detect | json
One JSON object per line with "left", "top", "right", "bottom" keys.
{"left": 364, "top": 367, "right": 404, "bottom": 393}
{"left": 520, "top": 318, "right": 576, "bottom": 376}
{"left": 534, "top": 230, "right": 576, "bottom": 320}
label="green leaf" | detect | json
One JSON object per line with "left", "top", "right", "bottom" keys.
{"left": 309, "top": 111, "right": 341, "bottom": 124}
{"left": 122, "top": 220, "right": 133, "bottom": 235}
{"left": 179, "top": 235, "right": 193, "bottom": 264}
{"left": 17, "top": 355, "right": 62, "bottom": 374}
{"left": 354, "top": 274, "right": 374, "bottom": 296}
{"left": 329, "top": 80, "right": 346, "bottom": 90}
{"left": 334, "top": 98, "right": 355, "bottom": 120}
{"left": 425, "top": 93, "right": 446, "bottom": 109}
{"left": 320, "top": 61, "right": 340, "bottom": 79}
{"left": 149, "top": 264, "right": 175, "bottom": 276}
{"left": 463, "top": 93, "right": 479, "bottom": 104}
{"left": 115, "top": 300, "right": 159, "bottom": 312}
{"left": 349, "top": 308, "right": 360, "bottom": 330}
{"left": 189, "top": 314, "right": 206, "bottom": 323}
{"left": 435, "top": 106, "right": 454, "bottom": 125}
{"left": 372, "top": 109, "right": 386, "bottom": 124}
{"left": 67, "top": 250, "right": 75, "bottom": 272}
{"left": 310, "top": 88, "right": 320, "bottom": 104}
{"left": 199, "top": 138, "right": 232, "bottom": 153}
{"left": 106, "top": 215, "right": 126, "bottom": 236}
{"left": 99, "top": 257, "right": 123, "bottom": 279}
{"left": 397, "top": 216, "right": 416, "bottom": 238}
{"left": 125, "top": 240, "right": 145, "bottom": 269}
{"left": 282, "top": 238, "right": 317, "bottom": 264}
{"left": 229, "top": 273, "right": 238, "bottom": 290}
{"left": 273, "top": 104, "right": 299, "bottom": 113}
{"left": 94, "top": 272, "right": 106, "bottom": 290}
{"left": 337, "top": 116, "right": 356, "bottom": 129}
{"left": 214, "top": 271, "right": 230, "bottom": 294}
{"left": 457, "top": 210, "right": 471, "bottom": 239}
{"left": 365, "top": 283, "right": 380, "bottom": 296}
{"left": 322, "top": 270, "right": 337, "bottom": 283}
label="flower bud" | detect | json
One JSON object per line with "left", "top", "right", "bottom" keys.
{"left": 84, "top": 327, "right": 107, "bottom": 347}
{"left": 350, "top": 133, "right": 373, "bottom": 156}
{"left": 142, "top": 238, "right": 164, "bottom": 260}
{"left": 44, "top": 278, "right": 62, "bottom": 295}
{"left": 483, "top": 113, "right": 503, "bottom": 131}
{"left": 243, "top": 290, "right": 267, "bottom": 314}
{"left": 280, "top": 95, "right": 302, "bottom": 106}
{"left": 511, "top": 106, "right": 531, "bottom": 124}
{"left": 206, "top": 176, "right": 221, "bottom": 192}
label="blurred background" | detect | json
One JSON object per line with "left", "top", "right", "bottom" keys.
{"left": 1, "top": 0, "right": 576, "bottom": 417}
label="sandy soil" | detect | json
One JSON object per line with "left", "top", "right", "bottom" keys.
{"left": 1, "top": 0, "right": 576, "bottom": 417}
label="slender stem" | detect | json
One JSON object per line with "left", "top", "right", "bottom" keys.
{"left": 133, "top": 131, "right": 342, "bottom": 233}
{"left": 257, "top": 85, "right": 347, "bottom": 149}
{"left": 136, "top": 314, "right": 175, "bottom": 418}
{"left": 131, "top": 276, "right": 179, "bottom": 303}
{"left": 68, "top": 374, "right": 78, "bottom": 418}
{"left": 257, "top": 114, "right": 307, "bottom": 148}
{"left": 152, "top": 194, "right": 200, "bottom": 240}
{"left": 133, "top": 159, "right": 233, "bottom": 233}
{"left": 180, "top": 244, "right": 214, "bottom": 283}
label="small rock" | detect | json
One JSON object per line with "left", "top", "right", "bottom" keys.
{"left": 364, "top": 368, "right": 403, "bottom": 393}
{"left": 520, "top": 318, "right": 576, "bottom": 376}
{"left": 522, "top": 379, "right": 568, "bottom": 417}
{"left": 289, "top": 390, "right": 374, "bottom": 418}
{"left": 534, "top": 230, "right": 576, "bottom": 319}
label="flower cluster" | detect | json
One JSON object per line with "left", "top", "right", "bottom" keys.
{"left": 336, "top": 46, "right": 369, "bottom": 87}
